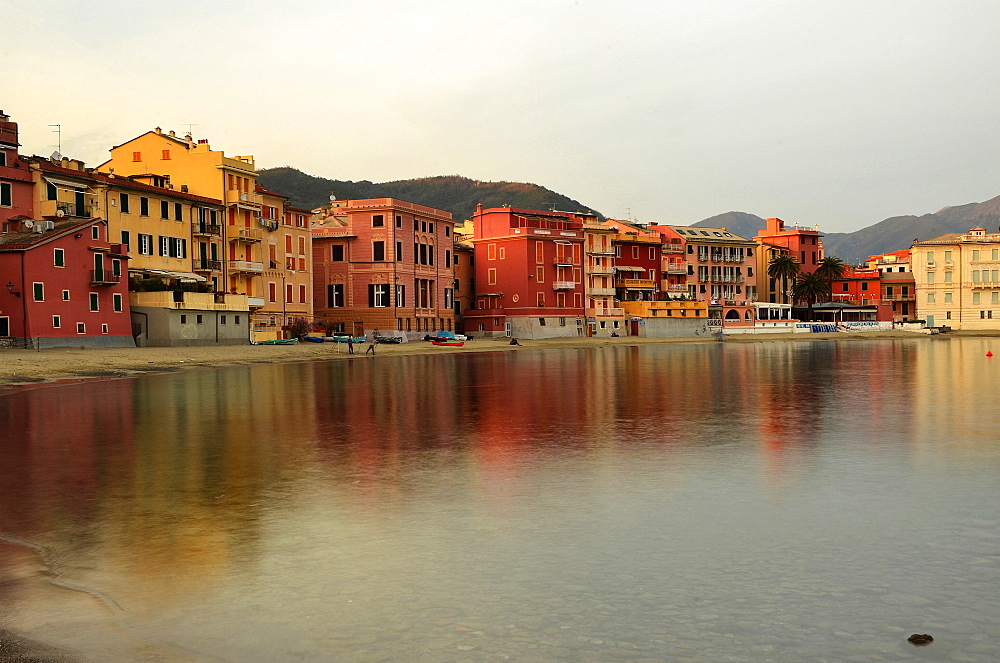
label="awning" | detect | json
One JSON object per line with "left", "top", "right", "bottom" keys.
{"left": 614, "top": 265, "right": 645, "bottom": 272}
{"left": 43, "top": 176, "right": 97, "bottom": 195}
{"left": 132, "top": 268, "right": 206, "bottom": 283}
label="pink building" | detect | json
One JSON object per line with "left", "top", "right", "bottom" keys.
{"left": 311, "top": 198, "right": 455, "bottom": 337}
{"left": 466, "top": 206, "right": 586, "bottom": 339}
{"left": 754, "top": 218, "right": 825, "bottom": 304}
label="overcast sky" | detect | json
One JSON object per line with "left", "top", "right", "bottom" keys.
{"left": 4, "top": 0, "right": 999, "bottom": 232}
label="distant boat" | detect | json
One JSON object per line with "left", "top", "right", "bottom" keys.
{"left": 258, "top": 338, "right": 299, "bottom": 345}
{"left": 431, "top": 340, "right": 465, "bottom": 347}
{"left": 303, "top": 336, "right": 325, "bottom": 343}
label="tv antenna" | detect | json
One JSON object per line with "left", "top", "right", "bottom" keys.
{"left": 49, "top": 124, "right": 61, "bottom": 153}
{"left": 183, "top": 123, "right": 197, "bottom": 136}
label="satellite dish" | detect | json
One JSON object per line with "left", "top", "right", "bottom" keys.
{"left": 50, "top": 151, "right": 63, "bottom": 161}
{"left": 329, "top": 194, "right": 337, "bottom": 201}
{"left": 56, "top": 209, "right": 66, "bottom": 217}
{"left": 22, "top": 220, "right": 34, "bottom": 230}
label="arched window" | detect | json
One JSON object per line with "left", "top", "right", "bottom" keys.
{"left": 725, "top": 309, "right": 740, "bottom": 320}
{"left": 745, "top": 310, "right": 753, "bottom": 322}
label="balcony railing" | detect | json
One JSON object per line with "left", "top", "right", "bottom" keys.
{"left": 228, "top": 226, "right": 262, "bottom": 242}
{"left": 663, "top": 262, "right": 687, "bottom": 274}
{"left": 193, "top": 259, "right": 223, "bottom": 272}
{"left": 586, "top": 307, "right": 625, "bottom": 317}
{"left": 90, "top": 270, "right": 121, "bottom": 286}
{"left": 881, "top": 294, "right": 913, "bottom": 302}
{"left": 229, "top": 260, "right": 264, "bottom": 273}
{"left": 587, "top": 248, "right": 616, "bottom": 256}
{"left": 39, "top": 199, "right": 94, "bottom": 218}
{"left": 616, "top": 278, "right": 655, "bottom": 289}
{"left": 193, "top": 222, "right": 221, "bottom": 236}
{"left": 552, "top": 280, "right": 575, "bottom": 290}
{"left": 663, "top": 283, "right": 687, "bottom": 292}
{"left": 553, "top": 255, "right": 575, "bottom": 266}
{"left": 587, "top": 287, "right": 616, "bottom": 296}
{"left": 225, "top": 189, "right": 263, "bottom": 207}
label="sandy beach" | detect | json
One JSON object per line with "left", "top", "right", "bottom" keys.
{"left": 0, "top": 330, "right": 970, "bottom": 387}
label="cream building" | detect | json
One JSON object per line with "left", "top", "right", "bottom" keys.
{"left": 912, "top": 226, "right": 1000, "bottom": 329}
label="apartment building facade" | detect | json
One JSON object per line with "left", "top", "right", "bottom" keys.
{"left": 913, "top": 227, "right": 1000, "bottom": 329}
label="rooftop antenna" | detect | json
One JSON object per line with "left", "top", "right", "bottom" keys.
{"left": 49, "top": 124, "right": 61, "bottom": 153}
{"left": 183, "top": 123, "right": 197, "bottom": 136}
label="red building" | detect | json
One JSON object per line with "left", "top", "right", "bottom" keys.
{"left": 867, "top": 249, "right": 915, "bottom": 322}
{"left": 311, "top": 198, "right": 455, "bottom": 337}
{"left": 603, "top": 220, "right": 662, "bottom": 302}
{"left": 466, "top": 206, "right": 586, "bottom": 339}
{"left": 0, "top": 218, "right": 133, "bottom": 347}
{"left": 830, "top": 267, "right": 894, "bottom": 321}
{"left": 1, "top": 110, "right": 34, "bottom": 228}
{"left": 754, "top": 217, "right": 824, "bottom": 272}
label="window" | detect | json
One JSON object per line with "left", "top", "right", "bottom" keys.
{"left": 927, "top": 293, "right": 935, "bottom": 304}
{"left": 538, "top": 317, "right": 546, "bottom": 326}
{"left": 286, "top": 284, "right": 293, "bottom": 303}
{"left": 632, "top": 246, "right": 639, "bottom": 259}
{"left": 327, "top": 283, "right": 344, "bottom": 307}
{"left": 46, "top": 182, "right": 57, "bottom": 200}
{"left": 395, "top": 215, "right": 402, "bottom": 228}
{"left": 861, "top": 282, "right": 869, "bottom": 291}
{"left": 368, "top": 283, "right": 389, "bottom": 307}
{"left": 62, "top": 289, "right": 70, "bottom": 301}
{"left": 445, "top": 226, "right": 451, "bottom": 237}
{"left": 488, "top": 244, "right": 496, "bottom": 260}
{"left": 372, "top": 241, "right": 385, "bottom": 261}
{"left": 396, "top": 241, "right": 403, "bottom": 261}
{"left": 196, "top": 315, "right": 203, "bottom": 324}
{"left": 993, "top": 292, "right": 999, "bottom": 304}
{"left": 414, "top": 218, "right": 420, "bottom": 231}
{"left": 101, "top": 324, "right": 109, "bottom": 334}
{"left": 76, "top": 322, "right": 86, "bottom": 334}
{"left": 54, "top": 248, "right": 65, "bottom": 267}
{"left": 497, "top": 247, "right": 504, "bottom": 260}
{"left": 113, "top": 294, "right": 122, "bottom": 312}
{"left": 944, "top": 292, "right": 953, "bottom": 303}
{"left": 993, "top": 249, "right": 999, "bottom": 261}
{"left": 944, "top": 271, "right": 952, "bottom": 283}
{"left": 299, "top": 284, "right": 306, "bottom": 303}
{"left": 89, "top": 293, "right": 99, "bottom": 311}
{"left": 395, "top": 284, "right": 405, "bottom": 307}
{"left": 973, "top": 250, "right": 980, "bottom": 260}
{"left": 235, "top": 316, "right": 240, "bottom": 325}
{"left": 140, "top": 197, "right": 149, "bottom": 216}
{"left": 428, "top": 222, "right": 434, "bottom": 233}
{"left": 33, "top": 283, "right": 44, "bottom": 301}
{"left": 0, "top": 182, "right": 10, "bottom": 207}
{"left": 138, "top": 233, "right": 153, "bottom": 255}
{"left": 331, "top": 245, "right": 344, "bottom": 261}
{"left": 52, "top": 315, "right": 61, "bottom": 328}
{"left": 372, "top": 214, "right": 384, "bottom": 227}
{"left": 926, "top": 272, "right": 935, "bottom": 284}
{"left": 220, "top": 315, "right": 227, "bottom": 325}
{"left": 944, "top": 251, "right": 952, "bottom": 261}
{"left": 488, "top": 268, "right": 497, "bottom": 285}
{"left": 842, "top": 283, "right": 849, "bottom": 292}
{"left": 161, "top": 149, "right": 170, "bottom": 160}
{"left": 160, "top": 200, "right": 170, "bottom": 219}
{"left": 120, "top": 193, "right": 130, "bottom": 213}
{"left": 445, "top": 249, "right": 451, "bottom": 266}
{"left": 973, "top": 292, "right": 981, "bottom": 304}
{"left": 92, "top": 225, "right": 99, "bottom": 240}
{"left": 132, "top": 151, "right": 142, "bottom": 162}
{"left": 175, "top": 203, "right": 183, "bottom": 221}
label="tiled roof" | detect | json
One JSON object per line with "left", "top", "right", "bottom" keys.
{"left": 0, "top": 218, "right": 101, "bottom": 251}
{"left": 658, "top": 225, "right": 755, "bottom": 243}
{"left": 28, "top": 158, "right": 223, "bottom": 206}
{"left": 255, "top": 184, "right": 289, "bottom": 199}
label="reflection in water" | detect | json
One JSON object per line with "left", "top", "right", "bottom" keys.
{"left": 1, "top": 338, "right": 998, "bottom": 662}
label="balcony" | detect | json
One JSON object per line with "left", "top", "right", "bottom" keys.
{"left": 130, "top": 291, "right": 249, "bottom": 311}
{"left": 553, "top": 255, "right": 575, "bottom": 266}
{"left": 587, "top": 248, "right": 616, "bottom": 256}
{"left": 90, "top": 270, "right": 121, "bottom": 286}
{"left": 881, "top": 293, "right": 913, "bottom": 302}
{"left": 552, "top": 280, "right": 575, "bottom": 290}
{"left": 662, "top": 245, "right": 684, "bottom": 254}
{"left": 616, "top": 278, "right": 655, "bottom": 289}
{"left": 663, "top": 261, "right": 687, "bottom": 274}
{"left": 663, "top": 283, "right": 688, "bottom": 292}
{"left": 192, "top": 222, "right": 221, "bottom": 237}
{"left": 586, "top": 307, "right": 625, "bottom": 317}
{"left": 38, "top": 199, "right": 93, "bottom": 218}
{"left": 227, "top": 226, "right": 262, "bottom": 243}
{"left": 193, "top": 259, "right": 222, "bottom": 272}
{"left": 229, "top": 260, "right": 264, "bottom": 273}
{"left": 247, "top": 297, "right": 266, "bottom": 308}
{"left": 588, "top": 265, "right": 614, "bottom": 275}
{"left": 225, "top": 189, "right": 263, "bottom": 207}
{"left": 588, "top": 287, "right": 616, "bottom": 296}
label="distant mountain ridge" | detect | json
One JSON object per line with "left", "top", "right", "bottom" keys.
{"left": 259, "top": 166, "right": 1000, "bottom": 264}
{"left": 257, "top": 168, "right": 603, "bottom": 222}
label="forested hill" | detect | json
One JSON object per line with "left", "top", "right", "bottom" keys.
{"left": 257, "top": 168, "right": 603, "bottom": 221}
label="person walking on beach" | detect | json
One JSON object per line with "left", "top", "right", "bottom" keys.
{"left": 347, "top": 337, "right": 354, "bottom": 354}
{"left": 366, "top": 330, "right": 378, "bottom": 356}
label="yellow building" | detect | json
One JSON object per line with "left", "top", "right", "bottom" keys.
{"left": 255, "top": 185, "right": 313, "bottom": 340}
{"left": 756, "top": 242, "right": 794, "bottom": 304}
{"left": 98, "top": 128, "right": 266, "bottom": 310}
{"left": 912, "top": 226, "right": 1000, "bottom": 329}
{"left": 23, "top": 154, "right": 250, "bottom": 345}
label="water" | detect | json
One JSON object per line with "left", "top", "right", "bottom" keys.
{"left": 1, "top": 338, "right": 998, "bottom": 661}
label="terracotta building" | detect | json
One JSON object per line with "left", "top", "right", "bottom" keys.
{"left": 465, "top": 206, "right": 587, "bottom": 339}
{"left": 312, "top": 198, "right": 455, "bottom": 337}
{"left": 1, "top": 110, "right": 34, "bottom": 227}
{"left": 867, "top": 249, "right": 915, "bottom": 322}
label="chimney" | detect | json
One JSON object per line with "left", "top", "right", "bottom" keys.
{"left": 155, "top": 126, "right": 162, "bottom": 134}
{"left": 169, "top": 130, "right": 176, "bottom": 137}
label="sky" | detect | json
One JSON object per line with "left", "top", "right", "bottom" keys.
{"left": 4, "top": 0, "right": 1000, "bottom": 232}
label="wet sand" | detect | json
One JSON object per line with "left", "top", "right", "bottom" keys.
{"left": 0, "top": 330, "right": 963, "bottom": 387}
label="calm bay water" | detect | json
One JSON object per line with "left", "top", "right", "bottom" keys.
{"left": 1, "top": 338, "right": 998, "bottom": 662}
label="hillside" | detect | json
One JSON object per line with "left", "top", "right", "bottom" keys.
{"left": 691, "top": 212, "right": 767, "bottom": 239}
{"left": 257, "top": 168, "right": 603, "bottom": 221}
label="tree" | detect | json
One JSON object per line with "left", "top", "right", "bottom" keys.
{"left": 767, "top": 254, "right": 800, "bottom": 304}
{"left": 815, "top": 256, "right": 847, "bottom": 281}
{"left": 791, "top": 272, "right": 832, "bottom": 321}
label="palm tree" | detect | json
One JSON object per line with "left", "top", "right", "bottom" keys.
{"left": 815, "top": 256, "right": 847, "bottom": 281}
{"left": 791, "top": 272, "right": 832, "bottom": 321}
{"left": 767, "top": 254, "right": 800, "bottom": 304}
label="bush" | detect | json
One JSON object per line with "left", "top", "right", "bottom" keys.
{"left": 288, "top": 317, "right": 311, "bottom": 339}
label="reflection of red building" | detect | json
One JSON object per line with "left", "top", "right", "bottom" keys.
{"left": 0, "top": 219, "right": 133, "bottom": 347}
{"left": 466, "top": 206, "right": 586, "bottom": 339}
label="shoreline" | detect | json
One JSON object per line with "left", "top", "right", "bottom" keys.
{"left": 2, "top": 329, "right": 988, "bottom": 388}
